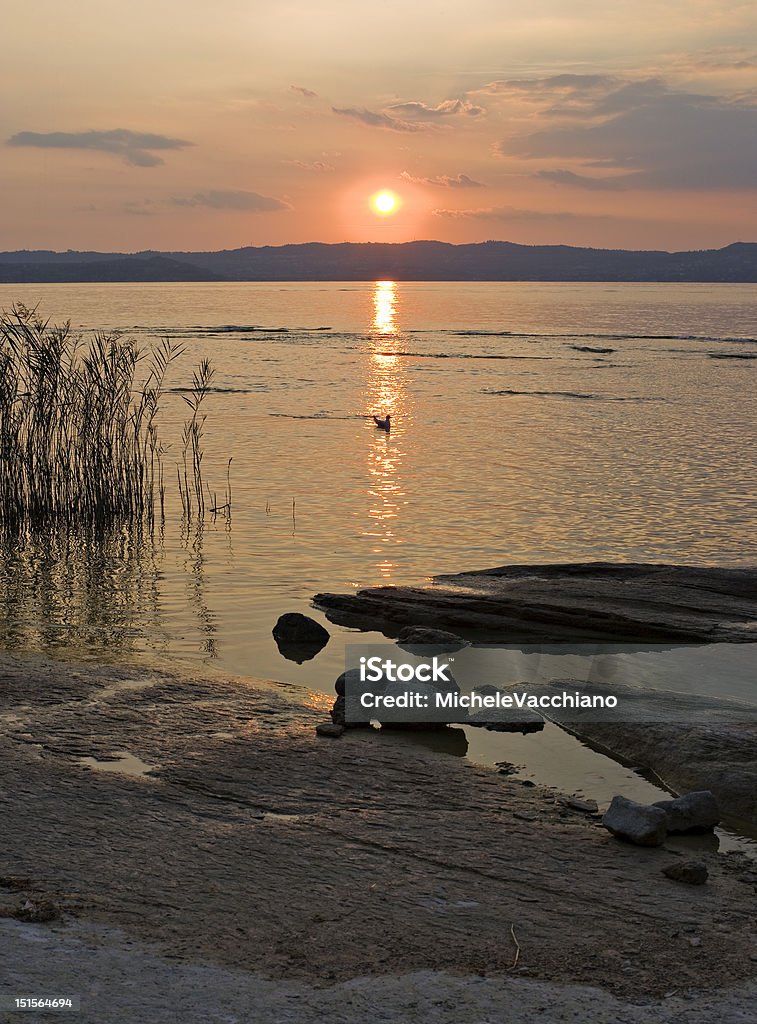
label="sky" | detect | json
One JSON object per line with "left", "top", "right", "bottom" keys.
{"left": 3, "top": 0, "right": 757, "bottom": 251}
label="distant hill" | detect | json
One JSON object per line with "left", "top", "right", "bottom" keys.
{"left": 1, "top": 240, "right": 756, "bottom": 282}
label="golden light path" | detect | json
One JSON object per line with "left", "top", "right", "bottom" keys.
{"left": 364, "top": 281, "right": 407, "bottom": 579}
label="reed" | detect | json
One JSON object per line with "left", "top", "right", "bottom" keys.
{"left": 0, "top": 304, "right": 223, "bottom": 530}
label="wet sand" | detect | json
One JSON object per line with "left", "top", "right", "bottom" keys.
{"left": 1, "top": 654, "right": 757, "bottom": 1021}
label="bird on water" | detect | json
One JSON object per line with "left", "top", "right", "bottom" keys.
{"left": 373, "top": 414, "right": 391, "bottom": 431}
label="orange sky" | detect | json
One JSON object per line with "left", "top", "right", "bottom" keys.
{"left": 3, "top": 1, "right": 757, "bottom": 251}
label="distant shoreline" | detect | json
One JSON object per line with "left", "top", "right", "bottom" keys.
{"left": 1, "top": 240, "right": 756, "bottom": 283}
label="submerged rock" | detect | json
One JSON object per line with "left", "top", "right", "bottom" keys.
{"left": 395, "top": 626, "right": 469, "bottom": 654}
{"left": 654, "top": 791, "right": 720, "bottom": 834}
{"left": 272, "top": 613, "right": 329, "bottom": 663}
{"left": 602, "top": 795, "right": 668, "bottom": 847}
{"left": 561, "top": 796, "right": 599, "bottom": 814}
{"left": 663, "top": 860, "right": 709, "bottom": 885}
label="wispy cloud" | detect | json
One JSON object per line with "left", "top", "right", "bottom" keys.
{"left": 6, "top": 129, "right": 192, "bottom": 167}
{"left": 387, "top": 98, "right": 485, "bottom": 119}
{"left": 288, "top": 159, "right": 334, "bottom": 172}
{"left": 290, "top": 85, "right": 318, "bottom": 98}
{"left": 400, "top": 171, "right": 484, "bottom": 188}
{"left": 331, "top": 106, "right": 426, "bottom": 132}
{"left": 495, "top": 75, "right": 757, "bottom": 191}
{"left": 433, "top": 206, "right": 618, "bottom": 222}
{"left": 170, "top": 190, "right": 290, "bottom": 211}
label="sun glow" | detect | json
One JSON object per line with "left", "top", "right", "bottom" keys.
{"left": 371, "top": 190, "right": 400, "bottom": 216}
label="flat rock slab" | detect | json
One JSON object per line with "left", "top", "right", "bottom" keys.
{"left": 532, "top": 679, "right": 757, "bottom": 827}
{"left": 315, "top": 562, "right": 757, "bottom": 643}
{"left": 3, "top": 655, "right": 757, "bottom": 1001}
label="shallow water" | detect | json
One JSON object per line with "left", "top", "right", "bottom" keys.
{"left": 1, "top": 281, "right": 755, "bottom": 843}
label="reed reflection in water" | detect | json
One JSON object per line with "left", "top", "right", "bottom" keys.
{"left": 0, "top": 521, "right": 220, "bottom": 661}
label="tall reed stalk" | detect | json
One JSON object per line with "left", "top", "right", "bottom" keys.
{"left": 0, "top": 304, "right": 225, "bottom": 530}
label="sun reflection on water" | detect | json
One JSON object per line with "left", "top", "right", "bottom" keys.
{"left": 372, "top": 280, "right": 398, "bottom": 337}
{"left": 364, "top": 281, "right": 411, "bottom": 580}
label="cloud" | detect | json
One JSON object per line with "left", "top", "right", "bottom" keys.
{"left": 290, "top": 85, "right": 318, "bottom": 98}
{"left": 331, "top": 106, "right": 426, "bottom": 132}
{"left": 122, "top": 200, "right": 156, "bottom": 216}
{"left": 535, "top": 169, "right": 627, "bottom": 191}
{"left": 433, "top": 206, "right": 596, "bottom": 221}
{"left": 288, "top": 159, "right": 334, "bottom": 172}
{"left": 478, "top": 74, "right": 618, "bottom": 97}
{"left": 170, "top": 190, "right": 290, "bottom": 212}
{"left": 387, "top": 99, "right": 485, "bottom": 119}
{"left": 6, "top": 129, "right": 191, "bottom": 167}
{"left": 498, "top": 76, "right": 757, "bottom": 190}
{"left": 400, "top": 171, "right": 484, "bottom": 188}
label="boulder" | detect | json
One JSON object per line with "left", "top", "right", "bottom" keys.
{"left": 396, "top": 626, "right": 469, "bottom": 654}
{"left": 334, "top": 668, "right": 366, "bottom": 697}
{"left": 662, "top": 860, "right": 709, "bottom": 885}
{"left": 602, "top": 795, "right": 668, "bottom": 847}
{"left": 379, "top": 681, "right": 448, "bottom": 731}
{"left": 272, "top": 613, "right": 329, "bottom": 663}
{"left": 315, "top": 722, "right": 344, "bottom": 739}
{"left": 653, "top": 791, "right": 720, "bottom": 834}
{"left": 330, "top": 695, "right": 370, "bottom": 729}
{"left": 465, "top": 686, "right": 544, "bottom": 734}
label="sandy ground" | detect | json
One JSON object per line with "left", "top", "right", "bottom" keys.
{"left": 1, "top": 654, "right": 756, "bottom": 1022}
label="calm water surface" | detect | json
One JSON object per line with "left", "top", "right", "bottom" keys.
{"left": 1, "top": 281, "right": 755, "bottom": 833}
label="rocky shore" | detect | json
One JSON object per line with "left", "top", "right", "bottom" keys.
{"left": 1, "top": 654, "right": 757, "bottom": 1022}
{"left": 314, "top": 562, "right": 757, "bottom": 643}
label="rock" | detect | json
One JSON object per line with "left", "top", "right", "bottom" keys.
{"left": 315, "top": 722, "right": 344, "bottom": 738}
{"left": 602, "top": 795, "right": 668, "bottom": 847}
{"left": 334, "top": 668, "right": 365, "bottom": 697}
{"left": 396, "top": 626, "right": 469, "bottom": 654}
{"left": 14, "top": 898, "right": 60, "bottom": 923}
{"left": 526, "top": 682, "right": 757, "bottom": 827}
{"left": 662, "top": 860, "right": 708, "bottom": 885}
{"left": 561, "top": 796, "right": 599, "bottom": 814}
{"left": 378, "top": 681, "right": 448, "bottom": 731}
{"left": 465, "top": 686, "right": 544, "bottom": 734}
{"left": 314, "top": 563, "right": 757, "bottom": 644}
{"left": 653, "top": 791, "right": 720, "bottom": 834}
{"left": 272, "top": 613, "right": 329, "bottom": 663}
{"left": 329, "top": 695, "right": 370, "bottom": 729}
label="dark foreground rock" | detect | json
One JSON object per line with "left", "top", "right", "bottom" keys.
{"left": 314, "top": 562, "right": 757, "bottom": 643}
{"left": 654, "top": 791, "right": 720, "bottom": 834}
{"left": 272, "top": 612, "right": 330, "bottom": 663}
{"left": 315, "top": 722, "right": 344, "bottom": 738}
{"left": 662, "top": 861, "right": 709, "bottom": 886}
{"left": 603, "top": 795, "right": 668, "bottom": 847}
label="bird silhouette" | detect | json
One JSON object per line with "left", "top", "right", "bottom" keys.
{"left": 373, "top": 414, "right": 391, "bottom": 431}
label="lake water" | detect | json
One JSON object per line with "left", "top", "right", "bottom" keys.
{"left": 1, "top": 281, "right": 755, "bottom": 836}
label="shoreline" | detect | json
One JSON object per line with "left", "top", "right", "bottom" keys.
{"left": 2, "top": 653, "right": 757, "bottom": 1019}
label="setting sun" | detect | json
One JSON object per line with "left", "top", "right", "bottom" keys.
{"left": 371, "top": 190, "right": 400, "bottom": 216}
